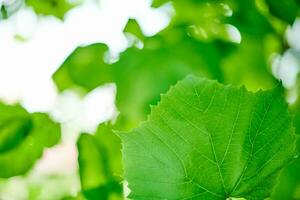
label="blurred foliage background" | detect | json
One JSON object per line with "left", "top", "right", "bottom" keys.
{"left": 1, "top": 0, "right": 300, "bottom": 199}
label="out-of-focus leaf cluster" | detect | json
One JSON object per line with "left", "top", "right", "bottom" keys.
{"left": 53, "top": 0, "right": 300, "bottom": 125}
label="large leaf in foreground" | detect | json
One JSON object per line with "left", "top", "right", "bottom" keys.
{"left": 119, "top": 76, "right": 297, "bottom": 200}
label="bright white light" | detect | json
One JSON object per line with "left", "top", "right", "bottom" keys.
{"left": 0, "top": 0, "right": 170, "bottom": 111}
{"left": 272, "top": 50, "right": 300, "bottom": 88}
{"left": 129, "top": 1, "right": 173, "bottom": 36}
{"left": 31, "top": 143, "right": 78, "bottom": 176}
{"left": 82, "top": 84, "right": 117, "bottom": 133}
{"left": 287, "top": 18, "right": 300, "bottom": 50}
{"left": 51, "top": 84, "right": 117, "bottom": 142}
{"left": 226, "top": 24, "right": 241, "bottom": 43}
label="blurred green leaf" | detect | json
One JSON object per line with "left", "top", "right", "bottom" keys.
{"left": 25, "top": 0, "right": 76, "bottom": 19}
{"left": 271, "top": 110, "right": 300, "bottom": 200}
{"left": 227, "top": 0, "right": 273, "bottom": 36}
{"left": 221, "top": 35, "right": 277, "bottom": 91}
{"left": 77, "top": 123, "right": 123, "bottom": 200}
{"left": 61, "top": 193, "right": 86, "bottom": 200}
{"left": 294, "top": 109, "right": 300, "bottom": 136}
{"left": 95, "top": 123, "right": 123, "bottom": 176}
{"left": 271, "top": 158, "right": 300, "bottom": 200}
{"left": 0, "top": 104, "right": 61, "bottom": 178}
{"left": 153, "top": 0, "right": 274, "bottom": 39}
{"left": 0, "top": 0, "right": 23, "bottom": 20}
{"left": 265, "top": 0, "right": 300, "bottom": 24}
{"left": 53, "top": 43, "right": 113, "bottom": 92}
{"left": 271, "top": 93, "right": 300, "bottom": 200}
{"left": 0, "top": 5, "right": 8, "bottom": 19}
{"left": 0, "top": 103, "right": 32, "bottom": 153}
{"left": 152, "top": 0, "right": 279, "bottom": 91}
{"left": 112, "top": 31, "right": 231, "bottom": 124}
{"left": 123, "top": 18, "right": 144, "bottom": 41}
{"left": 54, "top": 27, "right": 234, "bottom": 124}
{"left": 291, "top": 84, "right": 300, "bottom": 135}
{"left": 151, "top": 0, "right": 168, "bottom": 8}
{"left": 30, "top": 113, "right": 61, "bottom": 148}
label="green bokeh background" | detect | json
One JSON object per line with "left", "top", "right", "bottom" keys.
{"left": 1, "top": 0, "right": 300, "bottom": 199}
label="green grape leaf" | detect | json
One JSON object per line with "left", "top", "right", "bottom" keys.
{"left": 119, "top": 76, "right": 297, "bottom": 200}
{"left": 0, "top": 106, "right": 61, "bottom": 178}
{"left": 77, "top": 123, "right": 123, "bottom": 200}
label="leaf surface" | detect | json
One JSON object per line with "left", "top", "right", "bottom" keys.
{"left": 119, "top": 76, "right": 297, "bottom": 200}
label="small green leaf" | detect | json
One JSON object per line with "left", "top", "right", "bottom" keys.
{"left": 119, "top": 75, "right": 297, "bottom": 200}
